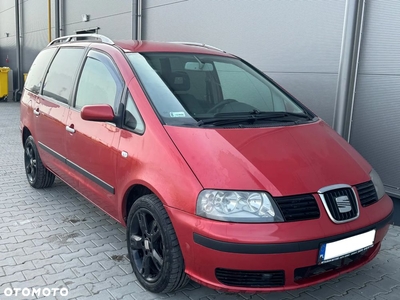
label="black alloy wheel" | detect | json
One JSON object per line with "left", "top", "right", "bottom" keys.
{"left": 127, "top": 194, "right": 189, "bottom": 293}
{"left": 24, "top": 142, "right": 37, "bottom": 184}
{"left": 23, "top": 136, "right": 55, "bottom": 188}
{"left": 130, "top": 208, "right": 164, "bottom": 282}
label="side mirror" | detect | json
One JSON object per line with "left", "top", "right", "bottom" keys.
{"left": 81, "top": 104, "right": 115, "bottom": 122}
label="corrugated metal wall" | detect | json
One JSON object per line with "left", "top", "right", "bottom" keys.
{"left": 63, "top": 0, "right": 132, "bottom": 39}
{"left": 21, "top": 0, "right": 50, "bottom": 73}
{"left": 142, "top": 0, "right": 346, "bottom": 125}
{"left": 350, "top": 0, "right": 400, "bottom": 196}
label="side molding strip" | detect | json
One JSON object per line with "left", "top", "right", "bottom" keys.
{"left": 38, "top": 142, "right": 115, "bottom": 194}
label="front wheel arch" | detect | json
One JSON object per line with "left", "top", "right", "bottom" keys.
{"left": 123, "top": 184, "right": 153, "bottom": 225}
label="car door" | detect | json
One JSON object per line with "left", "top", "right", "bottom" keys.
{"left": 65, "top": 49, "right": 124, "bottom": 217}
{"left": 34, "top": 47, "right": 86, "bottom": 179}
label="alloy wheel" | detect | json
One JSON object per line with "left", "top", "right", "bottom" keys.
{"left": 24, "top": 144, "right": 37, "bottom": 183}
{"left": 129, "top": 209, "right": 164, "bottom": 282}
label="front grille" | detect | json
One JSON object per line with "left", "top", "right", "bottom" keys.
{"left": 356, "top": 181, "right": 379, "bottom": 207}
{"left": 215, "top": 268, "right": 285, "bottom": 288}
{"left": 274, "top": 194, "right": 320, "bottom": 221}
{"left": 321, "top": 188, "right": 358, "bottom": 222}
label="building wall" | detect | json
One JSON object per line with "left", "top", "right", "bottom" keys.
{"left": 0, "top": 0, "right": 17, "bottom": 99}
{"left": 350, "top": 0, "right": 400, "bottom": 196}
{"left": 62, "top": 0, "right": 133, "bottom": 40}
{"left": 21, "top": 0, "right": 52, "bottom": 73}
{"left": 142, "top": 0, "right": 346, "bottom": 125}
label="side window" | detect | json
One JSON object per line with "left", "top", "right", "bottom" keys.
{"left": 43, "top": 48, "right": 85, "bottom": 103}
{"left": 75, "top": 51, "right": 123, "bottom": 112}
{"left": 124, "top": 92, "right": 145, "bottom": 134}
{"left": 25, "top": 48, "right": 57, "bottom": 94}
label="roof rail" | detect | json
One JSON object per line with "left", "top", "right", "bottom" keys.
{"left": 170, "top": 42, "right": 225, "bottom": 53}
{"left": 47, "top": 34, "right": 114, "bottom": 47}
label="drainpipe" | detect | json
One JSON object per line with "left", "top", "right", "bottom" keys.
{"left": 47, "top": 0, "right": 52, "bottom": 42}
{"left": 54, "top": 0, "right": 60, "bottom": 38}
{"left": 333, "top": 0, "right": 365, "bottom": 140}
{"left": 131, "top": 0, "right": 137, "bottom": 39}
{"left": 346, "top": 0, "right": 365, "bottom": 142}
{"left": 137, "top": 0, "right": 142, "bottom": 40}
{"left": 59, "top": 0, "right": 64, "bottom": 36}
{"left": 14, "top": 0, "right": 22, "bottom": 101}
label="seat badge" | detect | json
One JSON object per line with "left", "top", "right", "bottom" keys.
{"left": 335, "top": 195, "right": 352, "bottom": 213}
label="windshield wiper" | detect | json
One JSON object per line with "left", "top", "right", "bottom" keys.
{"left": 197, "top": 111, "right": 312, "bottom": 127}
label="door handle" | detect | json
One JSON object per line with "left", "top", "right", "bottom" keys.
{"left": 33, "top": 108, "right": 40, "bottom": 116}
{"left": 65, "top": 125, "right": 76, "bottom": 134}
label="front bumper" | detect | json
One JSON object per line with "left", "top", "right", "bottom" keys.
{"left": 166, "top": 194, "right": 393, "bottom": 292}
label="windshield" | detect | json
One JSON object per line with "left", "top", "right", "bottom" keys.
{"left": 127, "top": 52, "right": 315, "bottom": 127}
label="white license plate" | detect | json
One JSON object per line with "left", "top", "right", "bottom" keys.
{"left": 318, "top": 230, "right": 375, "bottom": 264}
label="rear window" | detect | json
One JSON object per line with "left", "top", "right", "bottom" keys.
{"left": 24, "top": 48, "right": 57, "bottom": 94}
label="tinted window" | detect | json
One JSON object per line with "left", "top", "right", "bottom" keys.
{"left": 25, "top": 48, "right": 57, "bottom": 94}
{"left": 43, "top": 48, "right": 85, "bottom": 103}
{"left": 75, "top": 51, "right": 123, "bottom": 111}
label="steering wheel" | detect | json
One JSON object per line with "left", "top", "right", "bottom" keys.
{"left": 207, "top": 99, "right": 238, "bottom": 113}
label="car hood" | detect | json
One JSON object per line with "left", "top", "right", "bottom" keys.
{"left": 164, "top": 120, "right": 372, "bottom": 196}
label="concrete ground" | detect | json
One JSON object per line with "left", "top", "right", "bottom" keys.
{"left": 1, "top": 101, "right": 399, "bottom": 300}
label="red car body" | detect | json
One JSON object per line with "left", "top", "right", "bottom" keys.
{"left": 20, "top": 38, "right": 393, "bottom": 292}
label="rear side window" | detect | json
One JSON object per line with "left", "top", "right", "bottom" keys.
{"left": 25, "top": 48, "right": 57, "bottom": 94}
{"left": 43, "top": 48, "right": 85, "bottom": 103}
{"left": 75, "top": 50, "right": 123, "bottom": 112}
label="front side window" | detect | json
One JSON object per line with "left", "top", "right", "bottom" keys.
{"left": 25, "top": 48, "right": 57, "bottom": 94}
{"left": 75, "top": 51, "right": 123, "bottom": 112}
{"left": 128, "top": 53, "right": 315, "bottom": 127}
{"left": 43, "top": 48, "right": 85, "bottom": 103}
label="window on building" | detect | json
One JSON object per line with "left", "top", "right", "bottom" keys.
{"left": 75, "top": 27, "right": 99, "bottom": 35}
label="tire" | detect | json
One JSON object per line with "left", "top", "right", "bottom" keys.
{"left": 24, "top": 135, "right": 55, "bottom": 189}
{"left": 126, "top": 194, "right": 189, "bottom": 293}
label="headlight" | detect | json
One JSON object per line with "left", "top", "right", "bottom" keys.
{"left": 370, "top": 169, "right": 385, "bottom": 199}
{"left": 196, "top": 190, "right": 284, "bottom": 223}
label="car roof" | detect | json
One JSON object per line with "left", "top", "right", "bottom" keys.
{"left": 114, "top": 40, "right": 235, "bottom": 57}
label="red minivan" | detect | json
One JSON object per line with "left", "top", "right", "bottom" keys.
{"left": 20, "top": 34, "right": 393, "bottom": 293}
